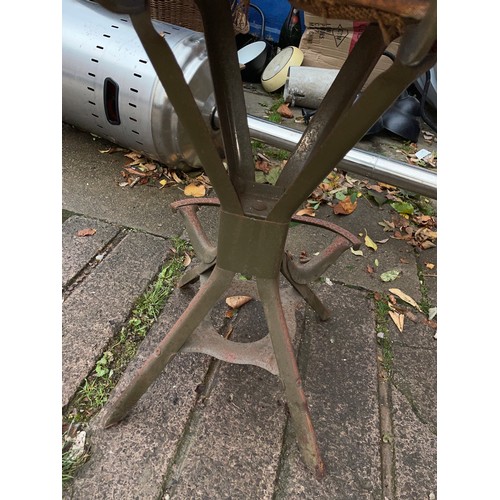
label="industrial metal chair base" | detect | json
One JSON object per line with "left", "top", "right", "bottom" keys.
{"left": 96, "top": 0, "right": 436, "bottom": 478}
{"left": 104, "top": 197, "right": 361, "bottom": 478}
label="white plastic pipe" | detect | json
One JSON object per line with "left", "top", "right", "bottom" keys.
{"left": 283, "top": 66, "right": 340, "bottom": 109}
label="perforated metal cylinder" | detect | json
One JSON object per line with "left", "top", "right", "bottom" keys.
{"left": 62, "top": 0, "right": 220, "bottom": 169}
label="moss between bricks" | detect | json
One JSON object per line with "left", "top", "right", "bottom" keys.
{"left": 416, "top": 260, "right": 432, "bottom": 317}
{"left": 251, "top": 139, "right": 290, "bottom": 162}
{"left": 266, "top": 97, "right": 285, "bottom": 124}
{"left": 374, "top": 293, "right": 394, "bottom": 376}
{"left": 62, "top": 237, "right": 192, "bottom": 487}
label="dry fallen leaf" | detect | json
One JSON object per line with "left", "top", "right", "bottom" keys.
{"left": 388, "top": 288, "right": 422, "bottom": 312}
{"left": 413, "top": 214, "right": 434, "bottom": 225}
{"left": 378, "top": 182, "right": 397, "bottom": 190}
{"left": 424, "top": 318, "right": 437, "bottom": 329}
{"left": 171, "top": 171, "right": 183, "bottom": 184}
{"left": 378, "top": 220, "right": 395, "bottom": 232}
{"left": 364, "top": 231, "right": 378, "bottom": 251}
{"left": 277, "top": 103, "right": 294, "bottom": 119}
{"left": 420, "top": 240, "right": 436, "bottom": 249}
{"left": 296, "top": 207, "right": 316, "bottom": 217}
{"left": 76, "top": 228, "right": 96, "bottom": 237}
{"left": 389, "top": 310, "right": 404, "bottom": 332}
{"left": 425, "top": 262, "right": 435, "bottom": 269}
{"left": 310, "top": 187, "right": 323, "bottom": 199}
{"left": 405, "top": 311, "right": 418, "bottom": 323}
{"left": 350, "top": 247, "right": 364, "bottom": 256}
{"left": 319, "top": 182, "right": 334, "bottom": 192}
{"left": 428, "top": 307, "right": 437, "bottom": 320}
{"left": 142, "top": 162, "right": 158, "bottom": 172}
{"left": 99, "top": 146, "right": 126, "bottom": 154}
{"left": 124, "top": 166, "right": 148, "bottom": 177}
{"left": 183, "top": 253, "right": 192, "bottom": 267}
{"left": 225, "top": 295, "right": 253, "bottom": 309}
{"left": 197, "top": 174, "right": 212, "bottom": 187}
{"left": 333, "top": 197, "right": 357, "bottom": 215}
{"left": 415, "top": 227, "right": 437, "bottom": 240}
{"left": 367, "top": 184, "right": 384, "bottom": 192}
{"left": 124, "top": 152, "right": 143, "bottom": 160}
{"left": 184, "top": 183, "right": 206, "bottom": 197}
{"left": 380, "top": 269, "right": 401, "bottom": 282}
{"left": 255, "top": 159, "right": 271, "bottom": 174}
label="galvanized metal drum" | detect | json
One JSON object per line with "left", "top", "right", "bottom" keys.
{"left": 62, "top": 0, "right": 221, "bottom": 169}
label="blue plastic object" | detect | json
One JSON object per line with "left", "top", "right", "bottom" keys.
{"left": 247, "top": 0, "right": 304, "bottom": 43}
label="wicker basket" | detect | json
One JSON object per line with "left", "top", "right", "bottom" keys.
{"left": 149, "top": 0, "right": 204, "bottom": 33}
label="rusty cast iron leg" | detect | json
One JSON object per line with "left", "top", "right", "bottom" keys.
{"left": 280, "top": 255, "right": 332, "bottom": 321}
{"left": 257, "top": 277, "right": 325, "bottom": 479}
{"left": 103, "top": 265, "right": 235, "bottom": 427}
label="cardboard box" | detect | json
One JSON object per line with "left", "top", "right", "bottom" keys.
{"left": 298, "top": 20, "right": 400, "bottom": 89}
{"left": 304, "top": 12, "right": 365, "bottom": 31}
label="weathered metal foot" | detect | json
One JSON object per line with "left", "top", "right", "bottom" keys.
{"left": 103, "top": 265, "right": 234, "bottom": 427}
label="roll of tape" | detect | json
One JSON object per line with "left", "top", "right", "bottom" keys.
{"left": 261, "top": 46, "right": 304, "bottom": 93}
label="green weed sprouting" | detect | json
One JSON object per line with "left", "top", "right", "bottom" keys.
{"left": 62, "top": 238, "right": 192, "bottom": 487}
{"left": 64, "top": 237, "right": 191, "bottom": 423}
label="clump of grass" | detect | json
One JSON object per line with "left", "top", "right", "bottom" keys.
{"left": 267, "top": 112, "right": 282, "bottom": 124}
{"left": 396, "top": 189, "right": 437, "bottom": 217}
{"left": 251, "top": 140, "right": 265, "bottom": 150}
{"left": 62, "top": 447, "right": 89, "bottom": 487}
{"left": 62, "top": 421, "right": 91, "bottom": 489}
{"left": 62, "top": 237, "right": 192, "bottom": 485}
{"left": 251, "top": 140, "right": 290, "bottom": 163}
{"left": 66, "top": 237, "right": 191, "bottom": 423}
{"left": 266, "top": 97, "right": 285, "bottom": 124}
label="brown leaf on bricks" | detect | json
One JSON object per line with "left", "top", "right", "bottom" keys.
{"left": 76, "top": 228, "right": 96, "bottom": 237}
{"left": 184, "top": 183, "right": 206, "bottom": 197}
{"left": 225, "top": 296, "right": 253, "bottom": 309}
{"left": 296, "top": 207, "right": 316, "bottom": 217}
{"left": 389, "top": 310, "right": 404, "bottom": 332}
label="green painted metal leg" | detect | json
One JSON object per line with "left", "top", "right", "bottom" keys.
{"left": 257, "top": 277, "right": 326, "bottom": 479}
{"left": 280, "top": 262, "right": 332, "bottom": 321}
